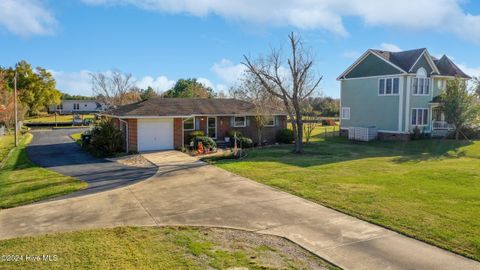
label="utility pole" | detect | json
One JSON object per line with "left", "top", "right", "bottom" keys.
{"left": 14, "top": 71, "right": 18, "bottom": 147}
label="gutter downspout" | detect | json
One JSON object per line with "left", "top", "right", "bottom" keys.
{"left": 119, "top": 118, "right": 129, "bottom": 153}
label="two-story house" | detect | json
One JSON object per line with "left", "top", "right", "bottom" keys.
{"left": 338, "top": 48, "right": 471, "bottom": 140}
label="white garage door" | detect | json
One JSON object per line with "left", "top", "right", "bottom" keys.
{"left": 137, "top": 118, "right": 174, "bottom": 151}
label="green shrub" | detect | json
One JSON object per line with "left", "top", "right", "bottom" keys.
{"left": 239, "top": 137, "right": 253, "bottom": 148}
{"left": 410, "top": 126, "right": 429, "bottom": 140}
{"left": 189, "top": 130, "right": 205, "bottom": 138}
{"left": 225, "top": 130, "right": 242, "bottom": 138}
{"left": 188, "top": 130, "right": 205, "bottom": 143}
{"left": 231, "top": 136, "right": 253, "bottom": 148}
{"left": 277, "top": 128, "right": 294, "bottom": 143}
{"left": 89, "top": 119, "right": 123, "bottom": 156}
{"left": 193, "top": 136, "right": 216, "bottom": 150}
{"left": 446, "top": 126, "right": 480, "bottom": 140}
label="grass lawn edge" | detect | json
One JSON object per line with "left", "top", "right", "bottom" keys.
{"left": 211, "top": 141, "right": 480, "bottom": 262}
{"left": 0, "top": 133, "right": 88, "bottom": 209}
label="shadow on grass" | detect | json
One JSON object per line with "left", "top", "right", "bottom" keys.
{"left": 216, "top": 135, "right": 476, "bottom": 168}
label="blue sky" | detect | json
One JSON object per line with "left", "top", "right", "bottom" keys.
{"left": 1, "top": 0, "right": 480, "bottom": 98}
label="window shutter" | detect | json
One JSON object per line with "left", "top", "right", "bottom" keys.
{"left": 246, "top": 116, "right": 250, "bottom": 127}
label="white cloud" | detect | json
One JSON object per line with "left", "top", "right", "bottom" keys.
{"left": 197, "top": 77, "right": 226, "bottom": 92}
{"left": 135, "top": 75, "right": 175, "bottom": 92}
{"left": 378, "top": 43, "right": 402, "bottom": 52}
{"left": 458, "top": 64, "right": 480, "bottom": 78}
{"left": 211, "top": 59, "right": 246, "bottom": 84}
{"left": 81, "top": 0, "right": 480, "bottom": 43}
{"left": 51, "top": 69, "right": 225, "bottom": 96}
{"left": 49, "top": 70, "right": 93, "bottom": 96}
{"left": 0, "top": 0, "right": 57, "bottom": 37}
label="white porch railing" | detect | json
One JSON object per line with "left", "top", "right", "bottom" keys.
{"left": 433, "top": 121, "right": 455, "bottom": 130}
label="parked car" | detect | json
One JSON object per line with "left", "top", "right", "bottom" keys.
{"left": 73, "top": 115, "right": 83, "bottom": 126}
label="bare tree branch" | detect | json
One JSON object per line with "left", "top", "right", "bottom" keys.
{"left": 90, "top": 70, "right": 139, "bottom": 107}
{"left": 242, "top": 32, "right": 322, "bottom": 153}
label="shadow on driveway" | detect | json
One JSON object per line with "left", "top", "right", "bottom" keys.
{"left": 27, "top": 128, "right": 157, "bottom": 199}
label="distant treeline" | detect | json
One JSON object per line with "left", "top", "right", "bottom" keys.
{"left": 61, "top": 93, "right": 96, "bottom": 100}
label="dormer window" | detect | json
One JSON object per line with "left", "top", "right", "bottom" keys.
{"left": 413, "top": 67, "right": 430, "bottom": 95}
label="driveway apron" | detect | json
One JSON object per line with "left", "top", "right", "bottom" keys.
{"left": 0, "top": 149, "right": 478, "bottom": 270}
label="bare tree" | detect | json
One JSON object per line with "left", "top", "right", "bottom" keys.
{"left": 231, "top": 71, "right": 280, "bottom": 144}
{"left": 90, "top": 70, "right": 139, "bottom": 106}
{"left": 302, "top": 103, "right": 320, "bottom": 143}
{"left": 243, "top": 32, "right": 322, "bottom": 153}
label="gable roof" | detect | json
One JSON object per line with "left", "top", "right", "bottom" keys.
{"left": 338, "top": 48, "right": 471, "bottom": 79}
{"left": 371, "top": 48, "right": 425, "bottom": 72}
{"left": 434, "top": 55, "right": 471, "bottom": 79}
{"left": 104, "top": 98, "right": 286, "bottom": 118}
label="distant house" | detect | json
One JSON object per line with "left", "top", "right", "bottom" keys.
{"left": 337, "top": 48, "right": 471, "bottom": 139}
{"left": 49, "top": 100, "right": 107, "bottom": 114}
{"left": 103, "top": 98, "right": 287, "bottom": 152}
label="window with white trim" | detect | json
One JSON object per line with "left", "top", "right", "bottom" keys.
{"left": 73, "top": 103, "right": 79, "bottom": 110}
{"left": 183, "top": 117, "right": 195, "bottom": 130}
{"left": 341, "top": 107, "right": 350, "bottom": 120}
{"left": 378, "top": 77, "right": 400, "bottom": 96}
{"left": 412, "top": 78, "right": 430, "bottom": 95}
{"left": 413, "top": 67, "right": 430, "bottom": 95}
{"left": 265, "top": 116, "right": 275, "bottom": 127}
{"left": 411, "top": 108, "right": 429, "bottom": 126}
{"left": 233, "top": 116, "right": 246, "bottom": 127}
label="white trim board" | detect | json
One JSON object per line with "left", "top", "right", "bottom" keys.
{"left": 337, "top": 49, "right": 406, "bottom": 80}
{"left": 408, "top": 49, "right": 440, "bottom": 74}
{"left": 398, "top": 77, "right": 404, "bottom": 132}
{"left": 102, "top": 113, "right": 287, "bottom": 119}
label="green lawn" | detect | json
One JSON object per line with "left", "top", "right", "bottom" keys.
{"left": 0, "top": 134, "right": 15, "bottom": 162}
{"left": 0, "top": 134, "right": 87, "bottom": 209}
{"left": 70, "top": 132, "right": 82, "bottom": 142}
{"left": 24, "top": 114, "right": 95, "bottom": 123}
{"left": 0, "top": 227, "right": 336, "bottom": 270}
{"left": 213, "top": 133, "right": 480, "bottom": 261}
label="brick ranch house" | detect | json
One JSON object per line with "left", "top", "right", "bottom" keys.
{"left": 102, "top": 98, "right": 287, "bottom": 152}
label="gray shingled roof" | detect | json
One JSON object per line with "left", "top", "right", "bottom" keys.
{"left": 105, "top": 98, "right": 286, "bottom": 117}
{"left": 371, "top": 48, "right": 425, "bottom": 72}
{"left": 434, "top": 55, "right": 471, "bottom": 79}
{"left": 370, "top": 48, "right": 471, "bottom": 78}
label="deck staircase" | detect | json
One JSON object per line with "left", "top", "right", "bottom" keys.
{"left": 432, "top": 121, "right": 454, "bottom": 138}
{"left": 432, "top": 129, "right": 451, "bottom": 138}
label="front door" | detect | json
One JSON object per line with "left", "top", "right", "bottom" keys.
{"left": 207, "top": 117, "right": 217, "bottom": 139}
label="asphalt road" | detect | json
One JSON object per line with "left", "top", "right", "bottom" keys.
{"left": 26, "top": 128, "right": 157, "bottom": 199}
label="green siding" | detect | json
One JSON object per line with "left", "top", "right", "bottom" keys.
{"left": 432, "top": 78, "right": 445, "bottom": 97}
{"left": 341, "top": 78, "right": 400, "bottom": 131}
{"left": 405, "top": 75, "right": 433, "bottom": 132}
{"left": 345, "top": 54, "right": 403, "bottom": 79}
{"left": 411, "top": 55, "right": 433, "bottom": 76}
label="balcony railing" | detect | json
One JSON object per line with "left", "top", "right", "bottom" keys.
{"left": 433, "top": 121, "right": 455, "bottom": 130}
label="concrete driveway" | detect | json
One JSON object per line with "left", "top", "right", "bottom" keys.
{"left": 27, "top": 128, "right": 157, "bottom": 198}
{"left": 1, "top": 150, "right": 478, "bottom": 270}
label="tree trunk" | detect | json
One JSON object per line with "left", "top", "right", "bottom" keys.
{"left": 294, "top": 117, "right": 304, "bottom": 153}
{"left": 257, "top": 128, "right": 262, "bottom": 146}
